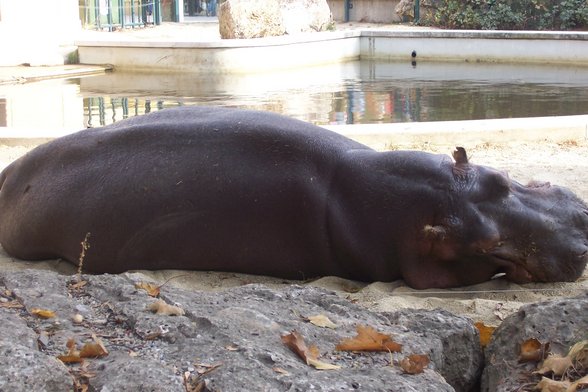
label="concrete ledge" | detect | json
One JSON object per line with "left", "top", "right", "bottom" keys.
{"left": 76, "top": 28, "right": 588, "bottom": 72}
{"left": 360, "top": 29, "right": 588, "bottom": 40}
{"left": 76, "top": 30, "right": 361, "bottom": 48}
{"left": 76, "top": 30, "right": 362, "bottom": 73}
{"left": 0, "top": 64, "right": 111, "bottom": 85}
{"left": 325, "top": 115, "right": 588, "bottom": 150}
{"left": 78, "top": 34, "right": 360, "bottom": 72}
{"left": 2, "top": 115, "right": 587, "bottom": 150}
{"left": 362, "top": 30, "right": 588, "bottom": 65}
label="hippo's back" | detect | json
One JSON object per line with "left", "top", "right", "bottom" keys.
{"left": 0, "top": 106, "right": 371, "bottom": 276}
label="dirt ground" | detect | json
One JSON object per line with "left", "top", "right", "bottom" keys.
{"left": 0, "top": 137, "right": 586, "bottom": 327}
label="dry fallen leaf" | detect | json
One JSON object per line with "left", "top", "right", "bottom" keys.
{"left": 281, "top": 331, "right": 313, "bottom": 364}
{"left": 534, "top": 376, "right": 571, "bottom": 392}
{"left": 519, "top": 338, "right": 549, "bottom": 363}
{"left": 569, "top": 374, "right": 588, "bottom": 392}
{"left": 135, "top": 281, "right": 161, "bottom": 297}
{"left": 535, "top": 354, "right": 573, "bottom": 376}
{"left": 144, "top": 329, "right": 163, "bottom": 341}
{"left": 80, "top": 334, "right": 108, "bottom": 358}
{"left": 567, "top": 340, "right": 588, "bottom": 367}
{"left": 281, "top": 331, "right": 341, "bottom": 370}
{"left": 307, "top": 314, "right": 338, "bottom": 329}
{"left": 194, "top": 362, "right": 223, "bottom": 376}
{"left": 30, "top": 308, "right": 56, "bottom": 319}
{"left": 73, "top": 379, "right": 89, "bottom": 392}
{"left": 272, "top": 367, "right": 290, "bottom": 376}
{"left": 57, "top": 338, "right": 82, "bottom": 364}
{"left": 336, "top": 325, "right": 402, "bottom": 353}
{"left": 146, "top": 299, "right": 185, "bottom": 316}
{"left": 183, "top": 372, "right": 207, "bottom": 392}
{"left": 79, "top": 343, "right": 108, "bottom": 358}
{"left": 57, "top": 354, "right": 84, "bottom": 364}
{"left": 474, "top": 322, "right": 495, "bottom": 348}
{"left": 66, "top": 338, "right": 77, "bottom": 351}
{"left": 69, "top": 280, "right": 88, "bottom": 290}
{"left": 400, "top": 354, "right": 430, "bottom": 375}
{"left": 306, "top": 357, "right": 341, "bottom": 370}
{"left": 0, "top": 300, "right": 23, "bottom": 309}
{"left": 58, "top": 335, "right": 108, "bottom": 363}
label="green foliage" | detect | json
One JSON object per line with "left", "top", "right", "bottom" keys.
{"left": 428, "top": 0, "right": 588, "bottom": 30}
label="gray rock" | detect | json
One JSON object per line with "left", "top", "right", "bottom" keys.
{"left": 0, "top": 269, "right": 486, "bottom": 391}
{"left": 219, "top": 0, "right": 332, "bottom": 39}
{"left": 280, "top": 0, "right": 332, "bottom": 34}
{"left": 218, "top": 0, "right": 285, "bottom": 39}
{"left": 90, "top": 351, "right": 185, "bottom": 391}
{"left": 385, "top": 309, "right": 483, "bottom": 392}
{"left": 481, "top": 292, "right": 588, "bottom": 392}
{"left": 0, "top": 341, "right": 72, "bottom": 392}
{"left": 0, "top": 305, "right": 72, "bottom": 391}
{"left": 0, "top": 308, "right": 38, "bottom": 350}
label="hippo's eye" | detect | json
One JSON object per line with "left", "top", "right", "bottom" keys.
{"left": 480, "top": 170, "right": 510, "bottom": 200}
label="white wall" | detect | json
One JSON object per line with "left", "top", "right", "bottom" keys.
{"left": 0, "top": 0, "right": 81, "bottom": 65}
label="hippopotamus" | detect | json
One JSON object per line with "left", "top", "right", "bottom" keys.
{"left": 0, "top": 106, "right": 586, "bottom": 289}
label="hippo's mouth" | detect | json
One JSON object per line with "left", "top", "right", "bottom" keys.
{"left": 488, "top": 251, "right": 535, "bottom": 283}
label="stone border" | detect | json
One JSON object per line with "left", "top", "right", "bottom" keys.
{"left": 2, "top": 115, "right": 587, "bottom": 148}
{"left": 362, "top": 29, "right": 588, "bottom": 65}
{"left": 325, "top": 114, "right": 588, "bottom": 150}
{"left": 76, "top": 28, "right": 588, "bottom": 72}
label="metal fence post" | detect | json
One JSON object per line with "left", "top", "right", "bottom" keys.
{"left": 344, "top": 0, "right": 351, "bottom": 22}
{"left": 154, "top": 0, "right": 162, "bottom": 25}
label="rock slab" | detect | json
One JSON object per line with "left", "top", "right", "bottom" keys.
{"left": 0, "top": 269, "right": 484, "bottom": 391}
{"left": 482, "top": 292, "right": 588, "bottom": 392}
{"left": 219, "top": 0, "right": 332, "bottom": 39}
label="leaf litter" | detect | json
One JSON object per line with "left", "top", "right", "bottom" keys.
{"left": 281, "top": 330, "right": 341, "bottom": 370}
{"left": 335, "top": 325, "right": 402, "bottom": 353}
{"left": 530, "top": 340, "right": 588, "bottom": 391}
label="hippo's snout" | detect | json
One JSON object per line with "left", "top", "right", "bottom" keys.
{"left": 493, "top": 183, "right": 588, "bottom": 283}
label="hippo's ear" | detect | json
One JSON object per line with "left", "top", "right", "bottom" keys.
{"left": 452, "top": 147, "right": 469, "bottom": 178}
{"left": 452, "top": 147, "right": 468, "bottom": 165}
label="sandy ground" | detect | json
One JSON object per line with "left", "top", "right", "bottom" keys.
{"left": 0, "top": 138, "right": 586, "bottom": 327}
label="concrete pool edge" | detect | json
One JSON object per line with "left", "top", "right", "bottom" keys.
{"left": 325, "top": 115, "right": 588, "bottom": 150}
{"left": 75, "top": 28, "right": 588, "bottom": 72}
{"left": 2, "top": 115, "right": 587, "bottom": 150}
{"left": 0, "top": 64, "right": 111, "bottom": 85}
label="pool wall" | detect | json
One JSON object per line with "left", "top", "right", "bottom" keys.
{"left": 76, "top": 29, "right": 588, "bottom": 72}
{"left": 3, "top": 115, "right": 587, "bottom": 151}
{"left": 326, "top": 115, "right": 588, "bottom": 151}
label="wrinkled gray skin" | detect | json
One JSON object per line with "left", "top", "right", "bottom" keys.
{"left": 0, "top": 107, "right": 586, "bottom": 289}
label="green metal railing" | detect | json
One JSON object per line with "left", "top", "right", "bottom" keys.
{"left": 81, "top": 0, "right": 162, "bottom": 31}
{"left": 85, "top": 97, "right": 170, "bottom": 128}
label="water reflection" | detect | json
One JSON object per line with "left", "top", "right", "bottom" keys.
{"left": 1, "top": 60, "right": 587, "bottom": 135}
{"left": 80, "top": 60, "right": 588, "bottom": 128}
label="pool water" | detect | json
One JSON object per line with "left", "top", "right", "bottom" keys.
{"left": 2, "top": 60, "right": 588, "bottom": 134}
